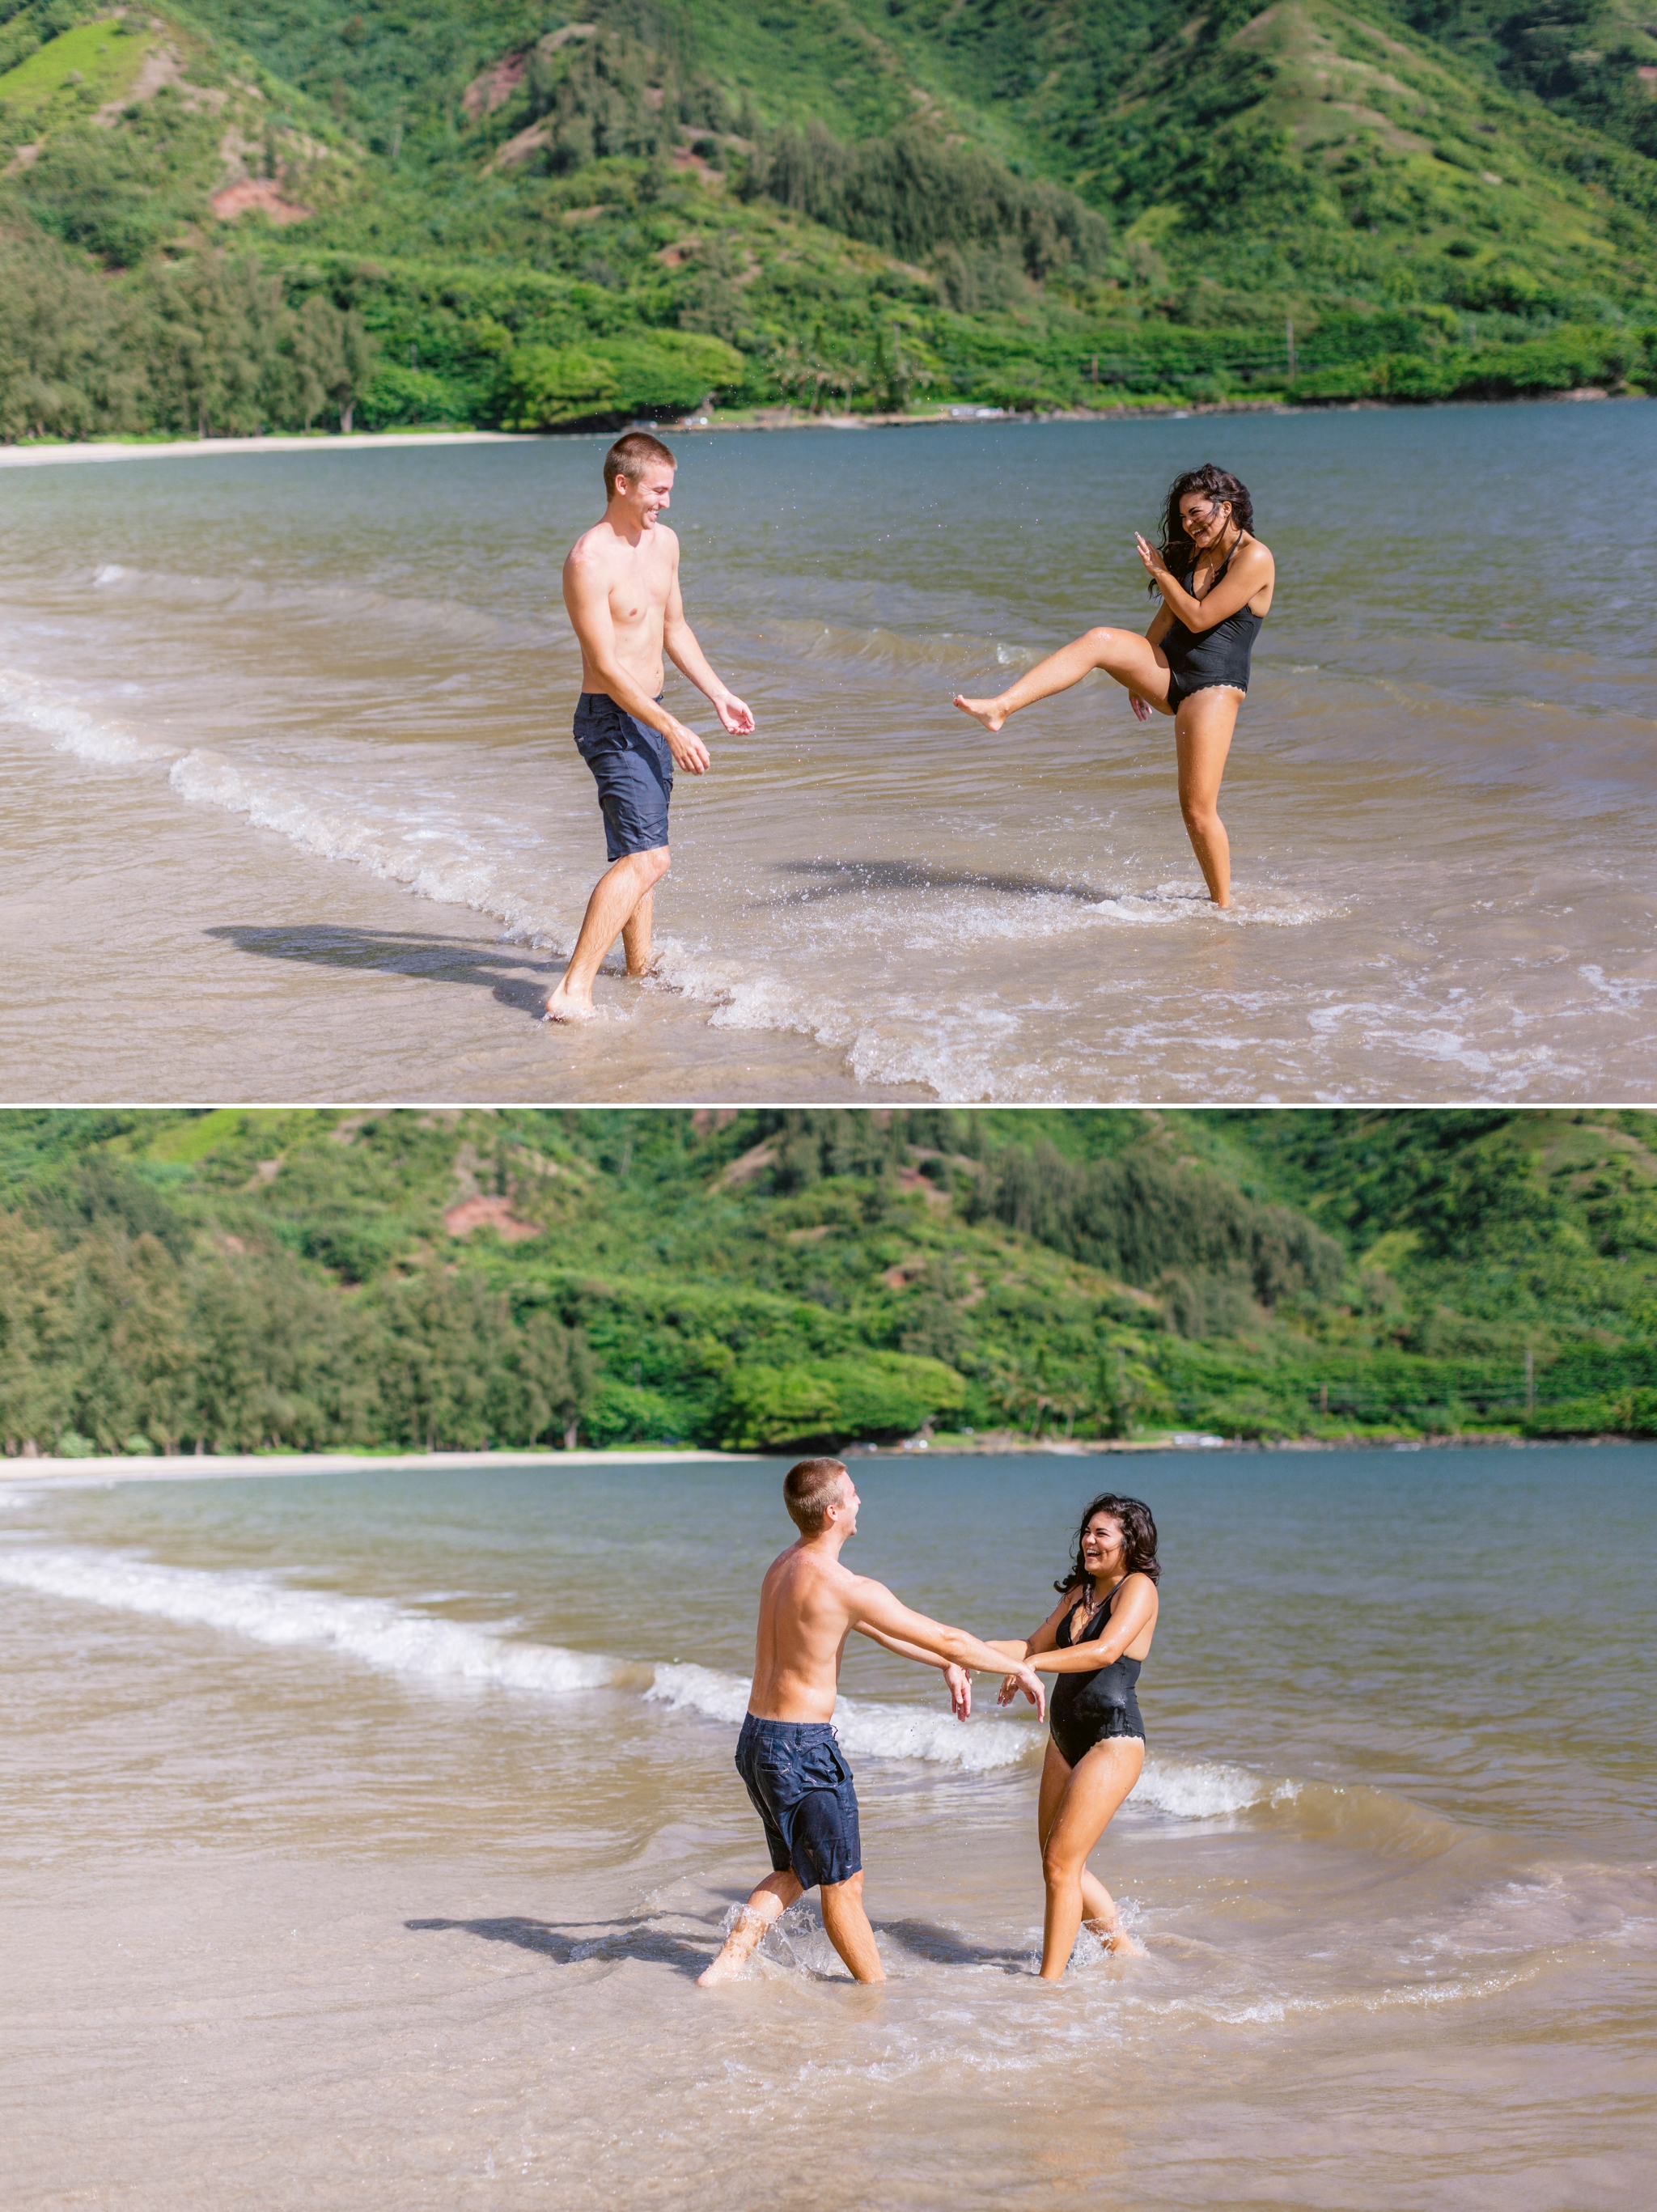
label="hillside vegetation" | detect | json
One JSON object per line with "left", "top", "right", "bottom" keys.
{"left": 1, "top": 1108, "right": 1653, "bottom": 1459}
{"left": 2, "top": 0, "right": 1657, "bottom": 437}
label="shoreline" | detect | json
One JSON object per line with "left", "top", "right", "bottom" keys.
{"left": 0, "top": 430, "right": 534, "bottom": 468}
{"left": 0, "top": 388, "right": 1641, "bottom": 466}
{"left": 2, "top": 1431, "right": 1630, "bottom": 1488}
{"left": 0, "top": 1446, "right": 759, "bottom": 1486}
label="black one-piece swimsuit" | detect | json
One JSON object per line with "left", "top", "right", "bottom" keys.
{"left": 1047, "top": 1583, "right": 1146, "bottom": 1769}
{"left": 1160, "top": 545, "right": 1264, "bottom": 708}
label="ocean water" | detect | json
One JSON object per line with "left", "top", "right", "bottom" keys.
{"left": 2, "top": 404, "right": 1655, "bottom": 1103}
{"left": 2, "top": 1447, "right": 1651, "bottom": 2208}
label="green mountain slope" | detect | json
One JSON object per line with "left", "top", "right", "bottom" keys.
{"left": 1, "top": 1108, "right": 1652, "bottom": 1458}
{"left": 2, "top": 0, "right": 1655, "bottom": 439}
{"left": 1396, "top": 0, "right": 1657, "bottom": 159}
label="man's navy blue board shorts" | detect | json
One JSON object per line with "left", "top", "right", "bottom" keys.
{"left": 735, "top": 1714, "right": 862, "bottom": 1891}
{"left": 573, "top": 691, "right": 672, "bottom": 863}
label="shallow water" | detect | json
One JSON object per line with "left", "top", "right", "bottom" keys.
{"left": 2, "top": 403, "right": 1655, "bottom": 1101}
{"left": 2, "top": 1447, "right": 1651, "bottom": 2207}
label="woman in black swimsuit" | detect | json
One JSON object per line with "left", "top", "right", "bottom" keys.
{"left": 953, "top": 463, "right": 1274, "bottom": 909}
{"left": 994, "top": 1491, "right": 1160, "bottom": 1979}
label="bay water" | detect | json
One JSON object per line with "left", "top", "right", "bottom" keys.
{"left": 2, "top": 1446, "right": 1651, "bottom": 2207}
{"left": 2, "top": 403, "right": 1655, "bottom": 1102}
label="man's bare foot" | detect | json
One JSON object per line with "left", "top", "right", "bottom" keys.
{"left": 696, "top": 1949, "right": 744, "bottom": 1987}
{"left": 697, "top": 1903, "right": 774, "bottom": 1986}
{"left": 544, "top": 982, "right": 596, "bottom": 1023}
{"left": 953, "top": 692, "right": 1009, "bottom": 733}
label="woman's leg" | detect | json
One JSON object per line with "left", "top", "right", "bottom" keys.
{"left": 1036, "top": 1741, "right": 1137, "bottom": 1957}
{"left": 956, "top": 628, "right": 1172, "bottom": 732}
{"left": 1038, "top": 1738, "right": 1145, "bottom": 1981}
{"left": 1174, "top": 687, "right": 1241, "bottom": 908}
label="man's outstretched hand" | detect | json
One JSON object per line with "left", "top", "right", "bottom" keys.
{"left": 714, "top": 692, "right": 755, "bottom": 735}
{"left": 998, "top": 1666, "right": 1046, "bottom": 1720}
{"left": 1006, "top": 1662, "right": 1045, "bottom": 1721}
{"left": 943, "top": 1663, "right": 972, "bottom": 1723}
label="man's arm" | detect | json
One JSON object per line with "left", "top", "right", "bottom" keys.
{"left": 848, "top": 1577, "right": 1045, "bottom": 1718}
{"left": 854, "top": 1623, "right": 971, "bottom": 1721}
{"left": 662, "top": 545, "right": 755, "bottom": 736}
{"left": 562, "top": 545, "right": 711, "bottom": 773}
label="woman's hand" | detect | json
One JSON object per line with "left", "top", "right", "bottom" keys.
{"left": 997, "top": 1670, "right": 1036, "bottom": 1708}
{"left": 943, "top": 1663, "right": 972, "bottom": 1722}
{"left": 1134, "top": 532, "right": 1169, "bottom": 587}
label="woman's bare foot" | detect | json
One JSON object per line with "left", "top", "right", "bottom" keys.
{"left": 544, "top": 982, "right": 596, "bottom": 1023}
{"left": 953, "top": 692, "right": 1009, "bottom": 733}
{"left": 1084, "top": 1916, "right": 1145, "bottom": 1959}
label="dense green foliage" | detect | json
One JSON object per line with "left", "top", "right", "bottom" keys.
{"left": 3, "top": 0, "right": 1657, "bottom": 439}
{"left": 1, "top": 1108, "right": 1653, "bottom": 1460}
{"left": 1396, "top": 0, "right": 1657, "bottom": 161}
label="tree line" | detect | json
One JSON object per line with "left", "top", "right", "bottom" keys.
{"left": 3, "top": 1109, "right": 1653, "bottom": 1458}
{"left": 0, "top": 231, "right": 375, "bottom": 441}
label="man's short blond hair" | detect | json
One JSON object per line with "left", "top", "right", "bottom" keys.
{"left": 604, "top": 430, "right": 676, "bottom": 497}
{"left": 783, "top": 1456, "right": 847, "bottom": 1536}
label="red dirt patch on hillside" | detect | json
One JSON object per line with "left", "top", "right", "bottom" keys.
{"left": 211, "top": 176, "right": 311, "bottom": 224}
{"left": 443, "top": 1195, "right": 541, "bottom": 1242}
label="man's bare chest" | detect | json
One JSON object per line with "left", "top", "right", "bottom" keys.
{"left": 607, "top": 560, "right": 671, "bottom": 629}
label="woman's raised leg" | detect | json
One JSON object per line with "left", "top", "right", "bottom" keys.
{"left": 956, "top": 628, "right": 1172, "bottom": 732}
{"left": 1037, "top": 1737, "right": 1145, "bottom": 1981}
{"left": 1174, "top": 687, "right": 1240, "bottom": 908}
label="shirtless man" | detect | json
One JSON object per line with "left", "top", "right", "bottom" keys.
{"left": 545, "top": 431, "right": 754, "bottom": 1023}
{"left": 697, "top": 1457, "right": 1044, "bottom": 1988}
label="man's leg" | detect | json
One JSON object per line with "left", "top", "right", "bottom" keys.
{"left": 697, "top": 1868, "right": 802, "bottom": 1985}
{"left": 820, "top": 1871, "right": 884, "bottom": 1984}
{"left": 620, "top": 885, "right": 655, "bottom": 978}
{"left": 545, "top": 845, "right": 669, "bottom": 1021}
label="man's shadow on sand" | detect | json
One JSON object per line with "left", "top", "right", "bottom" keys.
{"left": 765, "top": 859, "right": 1115, "bottom": 909}
{"left": 207, "top": 925, "right": 555, "bottom": 1020}
{"left": 406, "top": 1907, "right": 1031, "bottom": 1981}
{"left": 406, "top": 1913, "right": 711, "bottom": 1979}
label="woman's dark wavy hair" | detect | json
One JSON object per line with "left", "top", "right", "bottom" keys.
{"left": 1151, "top": 463, "right": 1254, "bottom": 595}
{"left": 1055, "top": 1492, "right": 1161, "bottom": 1593}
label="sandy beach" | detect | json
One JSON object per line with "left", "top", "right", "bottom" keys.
{"left": 0, "top": 430, "right": 534, "bottom": 468}
{"left": 1, "top": 1445, "right": 757, "bottom": 1487}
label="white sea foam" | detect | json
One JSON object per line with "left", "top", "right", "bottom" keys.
{"left": 0, "top": 1546, "right": 621, "bottom": 1695}
{"left": 646, "top": 1663, "right": 1040, "bottom": 1772}
{"left": 0, "top": 1544, "right": 1291, "bottom": 1800}
{"left": 167, "top": 748, "right": 558, "bottom": 939}
{"left": 1136, "top": 1755, "right": 1286, "bottom": 1820}
{"left": 0, "top": 667, "right": 176, "bottom": 765}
